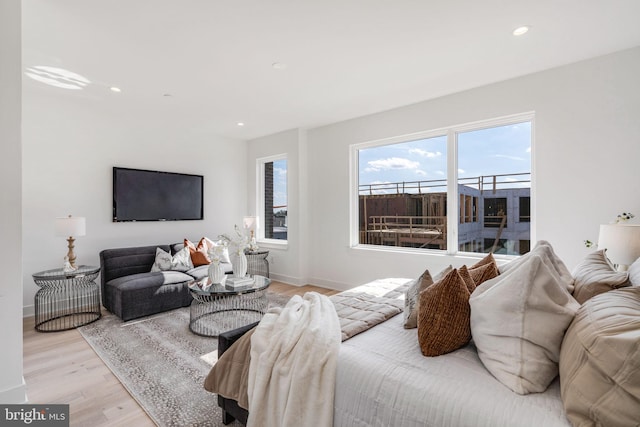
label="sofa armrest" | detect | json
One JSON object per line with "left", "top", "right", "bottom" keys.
{"left": 218, "top": 321, "right": 260, "bottom": 356}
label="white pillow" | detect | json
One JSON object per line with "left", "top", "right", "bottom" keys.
{"left": 628, "top": 257, "right": 640, "bottom": 286}
{"left": 205, "top": 238, "right": 231, "bottom": 264}
{"left": 470, "top": 242, "right": 579, "bottom": 395}
{"left": 150, "top": 246, "right": 193, "bottom": 272}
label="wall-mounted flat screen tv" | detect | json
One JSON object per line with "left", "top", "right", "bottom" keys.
{"left": 113, "top": 167, "right": 204, "bottom": 222}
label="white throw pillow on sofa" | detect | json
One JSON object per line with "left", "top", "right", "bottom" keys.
{"left": 151, "top": 246, "right": 193, "bottom": 272}
{"left": 470, "top": 242, "right": 579, "bottom": 395}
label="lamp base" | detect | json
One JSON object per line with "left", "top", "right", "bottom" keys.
{"left": 66, "top": 236, "right": 77, "bottom": 268}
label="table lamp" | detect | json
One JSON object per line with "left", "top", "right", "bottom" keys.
{"left": 598, "top": 223, "right": 640, "bottom": 271}
{"left": 55, "top": 215, "right": 86, "bottom": 268}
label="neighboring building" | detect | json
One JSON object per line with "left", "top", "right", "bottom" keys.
{"left": 360, "top": 176, "right": 530, "bottom": 255}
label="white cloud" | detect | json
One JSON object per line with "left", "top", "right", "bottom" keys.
{"left": 366, "top": 157, "right": 419, "bottom": 172}
{"left": 274, "top": 167, "right": 287, "bottom": 176}
{"left": 492, "top": 154, "right": 525, "bottom": 161}
{"left": 526, "top": 146, "right": 531, "bottom": 153}
{"left": 458, "top": 168, "right": 465, "bottom": 174}
{"left": 416, "top": 170, "right": 427, "bottom": 176}
{"left": 434, "top": 170, "right": 445, "bottom": 176}
{"left": 408, "top": 148, "right": 442, "bottom": 158}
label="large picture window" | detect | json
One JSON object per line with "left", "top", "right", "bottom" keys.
{"left": 258, "top": 155, "right": 288, "bottom": 242}
{"left": 352, "top": 114, "right": 532, "bottom": 256}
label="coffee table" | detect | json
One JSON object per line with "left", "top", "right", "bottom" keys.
{"left": 187, "top": 275, "right": 271, "bottom": 337}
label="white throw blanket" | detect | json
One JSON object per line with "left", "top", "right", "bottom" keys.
{"left": 247, "top": 292, "right": 341, "bottom": 427}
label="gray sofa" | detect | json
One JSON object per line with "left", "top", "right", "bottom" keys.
{"left": 99, "top": 243, "right": 232, "bottom": 321}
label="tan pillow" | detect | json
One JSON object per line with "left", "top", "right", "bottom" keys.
{"left": 403, "top": 265, "right": 452, "bottom": 329}
{"left": 458, "top": 265, "right": 476, "bottom": 293}
{"left": 559, "top": 287, "right": 640, "bottom": 426}
{"left": 185, "top": 238, "right": 212, "bottom": 267}
{"left": 470, "top": 243, "right": 579, "bottom": 394}
{"left": 572, "top": 249, "right": 629, "bottom": 304}
{"left": 470, "top": 253, "right": 496, "bottom": 269}
{"left": 417, "top": 268, "right": 472, "bottom": 357}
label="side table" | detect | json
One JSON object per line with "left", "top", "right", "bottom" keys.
{"left": 32, "top": 265, "right": 102, "bottom": 332}
{"left": 188, "top": 275, "right": 271, "bottom": 337}
{"left": 245, "top": 250, "right": 270, "bottom": 277}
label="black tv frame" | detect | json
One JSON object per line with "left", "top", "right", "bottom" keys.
{"left": 112, "top": 167, "right": 204, "bottom": 222}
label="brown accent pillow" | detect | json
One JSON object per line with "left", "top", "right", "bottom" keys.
{"left": 417, "top": 268, "right": 472, "bottom": 357}
{"left": 470, "top": 253, "right": 496, "bottom": 269}
{"left": 184, "top": 238, "right": 212, "bottom": 267}
{"left": 458, "top": 265, "right": 476, "bottom": 293}
{"left": 468, "top": 262, "right": 499, "bottom": 287}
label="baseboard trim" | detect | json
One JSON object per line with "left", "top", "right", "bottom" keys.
{"left": 0, "top": 377, "right": 28, "bottom": 404}
{"left": 305, "top": 276, "right": 352, "bottom": 292}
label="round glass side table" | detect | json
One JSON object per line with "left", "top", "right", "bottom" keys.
{"left": 32, "top": 265, "right": 102, "bottom": 332}
{"left": 188, "top": 275, "right": 271, "bottom": 337}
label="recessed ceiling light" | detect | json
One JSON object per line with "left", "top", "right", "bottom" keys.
{"left": 24, "top": 66, "right": 90, "bottom": 90}
{"left": 237, "top": 122, "right": 245, "bottom": 127}
{"left": 513, "top": 26, "right": 530, "bottom": 36}
{"left": 110, "top": 86, "right": 121, "bottom": 93}
{"left": 272, "top": 62, "right": 287, "bottom": 70}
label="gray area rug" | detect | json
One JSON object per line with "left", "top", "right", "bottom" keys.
{"left": 79, "top": 292, "right": 290, "bottom": 427}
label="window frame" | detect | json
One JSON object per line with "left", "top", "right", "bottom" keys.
{"left": 256, "top": 153, "right": 288, "bottom": 246}
{"left": 349, "top": 112, "right": 535, "bottom": 257}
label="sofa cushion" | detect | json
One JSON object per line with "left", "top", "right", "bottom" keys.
{"left": 572, "top": 249, "right": 629, "bottom": 303}
{"left": 187, "top": 263, "right": 233, "bottom": 280}
{"left": 470, "top": 242, "right": 579, "bottom": 394}
{"left": 417, "top": 268, "right": 474, "bottom": 356}
{"left": 559, "top": 287, "right": 640, "bottom": 426}
{"left": 108, "top": 271, "right": 194, "bottom": 290}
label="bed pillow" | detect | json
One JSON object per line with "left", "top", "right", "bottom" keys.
{"left": 403, "top": 265, "right": 452, "bottom": 329}
{"left": 572, "top": 249, "right": 629, "bottom": 304}
{"left": 150, "top": 246, "right": 194, "bottom": 272}
{"left": 559, "top": 287, "right": 640, "bottom": 426}
{"left": 470, "top": 243, "right": 579, "bottom": 394}
{"left": 630, "top": 257, "right": 640, "bottom": 286}
{"left": 417, "top": 268, "right": 473, "bottom": 356}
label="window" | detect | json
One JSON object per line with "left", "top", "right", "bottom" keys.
{"left": 258, "top": 155, "right": 287, "bottom": 242}
{"left": 352, "top": 113, "right": 532, "bottom": 256}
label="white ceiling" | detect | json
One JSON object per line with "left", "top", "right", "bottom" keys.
{"left": 22, "top": 0, "right": 640, "bottom": 140}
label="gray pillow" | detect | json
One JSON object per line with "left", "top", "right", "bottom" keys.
{"left": 628, "top": 257, "right": 640, "bottom": 286}
{"left": 403, "top": 265, "right": 452, "bottom": 329}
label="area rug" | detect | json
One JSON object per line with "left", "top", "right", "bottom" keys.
{"left": 79, "top": 292, "right": 290, "bottom": 427}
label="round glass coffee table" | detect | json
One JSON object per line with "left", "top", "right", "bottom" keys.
{"left": 187, "top": 275, "right": 271, "bottom": 337}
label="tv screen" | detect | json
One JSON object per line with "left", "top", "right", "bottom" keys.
{"left": 113, "top": 167, "right": 203, "bottom": 222}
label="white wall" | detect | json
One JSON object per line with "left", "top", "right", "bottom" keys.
{"left": 0, "top": 0, "right": 27, "bottom": 403}
{"left": 21, "top": 89, "right": 248, "bottom": 313}
{"left": 250, "top": 47, "right": 640, "bottom": 290}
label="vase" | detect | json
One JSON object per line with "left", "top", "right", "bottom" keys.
{"left": 233, "top": 252, "right": 248, "bottom": 278}
{"left": 208, "top": 262, "right": 225, "bottom": 284}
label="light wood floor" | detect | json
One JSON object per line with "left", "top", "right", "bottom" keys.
{"left": 23, "top": 282, "right": 338, "bottom": 427}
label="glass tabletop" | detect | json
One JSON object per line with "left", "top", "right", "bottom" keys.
{"left": 188, "top": 274, "right": 271, "bottom": 296}
{"left": 32, "top": 265, "right": 100, "bottom": 280}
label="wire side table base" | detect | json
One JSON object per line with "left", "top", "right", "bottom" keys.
{"left": 33, "top": 267, "right": 101, "bottom": 332}
{"left": 189, "top": 288, "right": 268, "bottom": 337}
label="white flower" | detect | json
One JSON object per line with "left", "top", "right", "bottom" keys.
{"left": 219, "top": 225, "right": 249, "bottom": 256}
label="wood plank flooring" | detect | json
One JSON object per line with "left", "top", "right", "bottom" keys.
{"left": 23, "top": 282, "right": 338, "bottom": 427}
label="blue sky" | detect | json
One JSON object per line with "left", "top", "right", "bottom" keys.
{"left": 359, "top": 122, "right": 531, "bottom": 192}
{"left": 272, "top": 159, "right": 287, "bottom": 209}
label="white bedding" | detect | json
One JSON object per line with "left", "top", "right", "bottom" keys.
{"left": 334, "top": 313, "right": 571, "bottom": 427}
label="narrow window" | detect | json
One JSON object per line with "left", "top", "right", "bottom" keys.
{"left": 258, "top": 155, "right": 287, "bottom": 242}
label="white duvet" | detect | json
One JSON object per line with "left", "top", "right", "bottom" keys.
{"left": 334, "top": 313, "right": 572, "bottom": 427}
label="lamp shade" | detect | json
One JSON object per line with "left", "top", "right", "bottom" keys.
{"left": 598, "top": 224, "right": 640, "bottom": 267}
{"left": 243, "top": 216, "right": 258, "bottom": 231}
{"left": 55, "top": 216, "right": 86, "bottom": 237}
